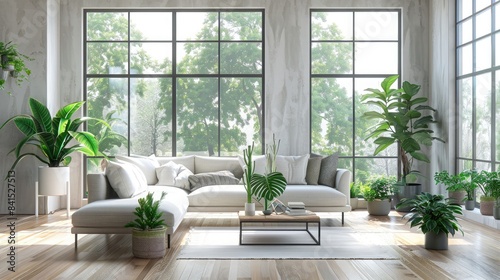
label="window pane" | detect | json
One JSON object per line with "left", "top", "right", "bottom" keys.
{"left": 355, "top": 12, "right": 399, "bottom": 40}
{"left": 497, "top": 70, "right": 500, "bottom": 162}
{"left": 130, "top": 78, "right": 172, "bottom": 156}
{"left": 457, "top": 18, "right": 473, "bottom": 45}
{"left": 311, "top": 42, "right": 353, "bottom": 74}
{"left": 476, "top": 73, "right": 492, "bottom": 160}
{"left": 495, "top": 33, "right": 500, "bottom": 66}
{"left": 177, "top": 42, "right": 218, "bottom": 74}
{"left": 177, "top": 12, "right": 218, "bottom": 41}
{"left": 458, "top": 44, "right": 473, "bottom": 75}
{"left": 457, "top": 159, "right": 473, "bottom": 172}
{"left": 87, "top": 12, "right": 128, "bottom": 41}
{"left": 458, "top": 77, "right": 473, "bottom": 158}
{"left": 311, "top": 11, "right": 353, "bottom": 40}
{"left": 130, "top": 12, "right": 172, "bottom": 41}
{"left": 338, "top": 157, "right": 353, "bottom": 172}
{"left": 475, "top": 36, "right": 491, "bottom": 72}
{"left": 355, "top": 42, "right": 398, "bottom": 74}
{"left": 221, "top": 12, "right": 262, "bottom": 40}
{"left": 87, "top": 78, "right": 128, "bottom": 155}
{"left": 220, "top": 43, "right": 262, "bottom": 74}
{"left": 355, "top": 158, "right": 398, "bottom": 183}
{"left": 496, "top": 3, "right": 500, "bottom": 30}
{"left": 311, "top": 78, "right": 353, "bottom": 155}
{"left": 87, "top": 43, "right": 128, "bottom": 74}
{"left": 131, "top": 43, "right": 172, "bottom": 74}
{"left": 220, "top": 78, "right": 262, "bottom": 156}
{"left": 476, "top": 0, "right": 492, "bottom": 12}
{"left": 176, "top": 78, "right": 218, "bottom": 156}
{"left": 476, "top": 8, "right": 492, "bottom": 38}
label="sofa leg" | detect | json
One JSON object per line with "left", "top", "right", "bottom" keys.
{"left": 167, "top": 234, "right": 171, "bottom": 249}
{"left": 74, "top": 234, "right": 78, "bottom": 250}
{"left": 342, "top": 212, "right": 344, "bottom": 225}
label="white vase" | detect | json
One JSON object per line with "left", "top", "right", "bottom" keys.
{"left": 245, "top": 202, "right": 255, "bottom": 216}
{"left": 38, "top": 166, "right": 70, "bottom": 196}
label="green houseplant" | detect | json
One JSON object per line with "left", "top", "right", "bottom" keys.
{"left": 397, "top": 192, "right": 463, "bottom": 250}
{"left": 362, "top": 75, "right": 444, "bottom": 208}
{"left": 476, "top": 170, "right": 499, "bottom": 216}
{"left": 361, "top": 176, "right": 397, "bottom": 216}
{"left": 490, "top": 176, "right": 500, "bottom": 220}
{"left": 0, "top": 41, "right": 32, "bottom": 93}
{"left": 0, "top": 98, "right": 108, "bottom": 195}
{"left": 349, "top": 182, "right": 364, "bottom": 210}
{"left": 434, "top": 170, "right": 478, "bottom": 210}
{"left": 242, "top": 143, "right": 256, "bottom": 216}
{"left": 125, "top": 192, "right": 168, "bottom": 258}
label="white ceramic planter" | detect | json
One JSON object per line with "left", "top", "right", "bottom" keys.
{"left": 38, "top": 166, "right": 70, "bottom": 196}
{"left": 245, "top": 202, "right": 255, "bottom": 216}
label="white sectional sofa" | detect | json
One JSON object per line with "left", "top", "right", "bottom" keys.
{"left": 71, "top": 155, "right": 352, "bottom": 248}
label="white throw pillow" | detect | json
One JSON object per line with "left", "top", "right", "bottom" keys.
{"left": 238, "top": 155, "right": 266, "bottom": 175}
{"left": 115, "top": 155, "right": 159, "bottom": 185}
{"left": 276, "top": 154, "right": 310, "bottom": 184}
{"left": 105, "top": 160, "right": 148, "bottom": 198}
{"left": 156, "top": 161, "right": 193, "bottom": 190}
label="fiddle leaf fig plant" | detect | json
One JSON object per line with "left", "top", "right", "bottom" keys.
{"left": 362, "top": 75, "right": 444, "bottom": 183}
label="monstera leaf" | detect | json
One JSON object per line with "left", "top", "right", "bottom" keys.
{"left": 251, "top": 172, "right": 287, "bottom": 202}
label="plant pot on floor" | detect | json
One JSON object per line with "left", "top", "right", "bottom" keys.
{"left": 425, "top": 231, "right": 448, "bottom": 250}
{"left": 367, "top": 199, "right": 391, "bottom": 216}
{"left": 38, "top": 166, "right": 70, "bottom": 196}
{"left": 394, "top": 183, "right": 422, "bottom": 212}
{"left": 350, "top": 198, "right": 358, "bottom": 210}
{"left": 131, "top": 227, "right": 167, "bottom": 258}
{"left": 480, "top": 197, "right": 495, "bottom": 216}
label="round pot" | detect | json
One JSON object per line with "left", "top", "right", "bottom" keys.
{"left": 464, "top": 200, "right": 475, "bottom": 211}
{"left": 262, "top": 209, "right": 273, "bottom": 215}
{"left": 367, "top": 199, "right": 391, "bottom": 216}
{"left": 425, "top": 231, "right": 448, "bottom": 250}
{"left": 350, "top": 198, "right": 358, "bottom": 210}
{"left": 244, "top": 202, "right": 255, "bottom": 216}
{"left": 394, "top": 183, "right": 422, "bottom": 212}
{"left": 131, "top": 227, "right": 166, "bottom": 258}
{"left": 494, "top": 205, "right": 500, "bottom": 220}
{"left": 448, "top": 190, "right": 466, "bottom": 205}
{"left": 38, "top": 166, "right": 70, "bottom": 196}
{"left": 480, "top": 198, "right": 495, "bottom": 216}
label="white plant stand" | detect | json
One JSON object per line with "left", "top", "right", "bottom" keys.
{"left": 35, "top": 181, "right": 70, "bottom": 218}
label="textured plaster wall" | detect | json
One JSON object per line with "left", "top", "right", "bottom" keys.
{"left": 0, "top": 0, "right": 441, "bottom": 213}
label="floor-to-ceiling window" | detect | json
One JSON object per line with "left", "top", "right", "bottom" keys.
{"left": 456, "top": 0, "right": 500, "bottom": 175}
{"left": 310, "top": 9, "right": 401, "bottom": 183}
{"left": 84, "top": 9, "right": 264, "bottom": 173}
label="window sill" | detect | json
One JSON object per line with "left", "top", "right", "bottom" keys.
{"left": 459, "top": 207, "right": 500, "bottom": 230}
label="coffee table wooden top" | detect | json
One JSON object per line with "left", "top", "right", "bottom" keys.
{"left": 238, "top": 211, "right": 320, "bottom": 222}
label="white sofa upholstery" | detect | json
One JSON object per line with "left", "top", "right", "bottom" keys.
{"left": 71, "top": 155, "right": 352, "bottom": 248}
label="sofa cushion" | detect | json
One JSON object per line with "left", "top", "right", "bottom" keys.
{"left": 115, "top": 155, "right": 159, "bottom": 185}
{"left": 156, "top": 155, "right": 195, "bottom": 173}
{"left": 156, "top": 161, "right": 193, "bottom": 190}
{"left": 276, "top": 155, "right": 310, "bottom": 184}
{"left": 318, "top": 153, "right": 339, "bottom": 188}
{"left": 188, "top": 171, "right": 240, "bottom": 191}
{"left": 194, "top": 156, "right": 244, "bottom": 179}
{"left": 104, "top": 160, "right": 147, "bottom": 198}
{"left": 238, "top": 155, "right": 266, "bottom": 175}
{"left": 305, "top": 156, "right": 322, "bottom": 185}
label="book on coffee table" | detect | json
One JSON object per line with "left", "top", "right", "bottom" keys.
{"left": 288, "top": 202, "right": 305, "bottom": 209}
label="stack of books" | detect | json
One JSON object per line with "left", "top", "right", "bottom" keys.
{"left": 286, "top": 202, "right": 307, "bottom": 215}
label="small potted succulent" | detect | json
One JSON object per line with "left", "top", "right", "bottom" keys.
{"left": 125, "top": 192, "right": 168, "bottom": 258}
{"left": 397, "top": 192, "right": 463, "bottom": 250}
{"left": 361, "top": 176, "right": 397, "bottom": 216}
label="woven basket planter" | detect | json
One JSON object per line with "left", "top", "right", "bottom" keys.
{"left": 131, "top": 227, "right": 167, "bottom": 258}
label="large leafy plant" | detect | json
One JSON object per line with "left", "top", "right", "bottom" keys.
{"left": 0, "top": 98, "right": 108, "bottom": 169}
{"left": 362, "top": 75, "right": 444, "bottom": 183}
{"left": 397, "top": 192, "right": 463, "bottom": 236}
{"left": 434, "top": 170, "right": 480, "bottom": 201}
{"left": 125, "top": 192, "right": 167, "bottom": 230}
{"left": 361, "top": 176, "right": 397, "bottom": 202}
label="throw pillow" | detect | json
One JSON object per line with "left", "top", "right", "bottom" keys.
{"left": 188, "top": 171, "right": 240, "bottom": 192}
{"left": 104, "top": 160, "right": 148, "bottom": 198}
{"left": 318, "top": 153, "right": 339, "bottom": 188}
{"left": 156, "top": 161, "right": 194, "bottom": 190}
{"left": 237, "top": 155, "right": 267, "bottom": 175}
{"left": 305, "top": 156, "right": 322, "bottom": 185}
{"left": 115, "top": 155, "right": 159, "bottom": 185}
{"left": 275, "top": 154, "right": 310, "bottom": 184}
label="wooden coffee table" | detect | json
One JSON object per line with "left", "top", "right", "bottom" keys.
{"left": 238, "top": 211, "right": 320, "bottom": 245}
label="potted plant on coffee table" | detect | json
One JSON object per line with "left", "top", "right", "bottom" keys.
{"left": 397, "top": 192, "right": 463, "bottom": 250}
{"left": 362, "top": 75, "right": 444, "bottom": 209}
{"left": 242, "top": 143, "right": 256, "bottom": 216}
{"left": 361, "top": 176, "right": 397, "bottom": 216}
{"left": 125, "top": 192, "right": 168, "bottom": 258}
{"left": 0, "top": 98, "right": 108, "bottom": 196}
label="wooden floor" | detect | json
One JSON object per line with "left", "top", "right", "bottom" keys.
{"left": 1, "top": 210, "right": 499, "bottom": 280}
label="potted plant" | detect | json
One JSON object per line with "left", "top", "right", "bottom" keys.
{"left": 252, "top": 135, "right": 287, "bottom": 215}
{"left": 125, "top": 192, "right": 168, "bottom": 258}
{"left": 491, "top": 176, "right": 500, "bottom": 220}
{"left": 476, "top": 170, "right": 499, "bottom": 216}
{"left": 0, "top": 41, "right": 32, "bottom": 92}
{"left": 434, "top": 170, "right": 478, "bottom": 210}
{"left": 362, "top": 75, "right": 444, "bottom": 207}
{"left": 0, "top": 98, "right": 108, "bottom": 195}
{"left": 434, "top": 170, "right": 466, "bottom": 205}
{"left": 396, "top": 192, "right": 463, "bottom": 250}
{"left": 349, "top": 182, "right": 364, "bottom": 210}
{"left": 361, "top": 176, "right": 397, "bottom": 216}
{"left": 242, "top": 143, "right": 256, "bottom": 216}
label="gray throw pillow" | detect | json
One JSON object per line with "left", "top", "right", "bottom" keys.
{"left": 305, "top": 156, "right": 322, "bottom": 185}
{"left": 188, "top": 170, "right": 240, "bottom": 192}
{"left": 318, "top": 153, "right": 339, "bottom": 188}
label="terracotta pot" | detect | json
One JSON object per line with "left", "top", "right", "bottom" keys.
{"left": 448, "top": 190, "right": 466, "bottom": 205}
{"left": 367, "top": 199, "right": 391, "bottom": 216}
{"left": 131, "top": 227, "right": 166, "bottom": 258}
{"left": 480, "top": 198, "right": 494, "bottom": 216}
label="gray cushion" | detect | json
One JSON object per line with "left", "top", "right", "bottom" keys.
{"left": 318, "top": 153, "right": 339, "bottom": 188}
{"left": 188, "top": 171, "right": 240, "bottom": 191}
{"left": 305, "top": 156, "right": 322, "bottom": 185}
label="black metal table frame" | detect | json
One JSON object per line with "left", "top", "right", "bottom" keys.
{"left": 239, "top": 220, "right": 321, "bottom": 245}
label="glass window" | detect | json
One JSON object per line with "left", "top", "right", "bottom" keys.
{"left": 311, "top": 10, "right": 400, "bottom": 183}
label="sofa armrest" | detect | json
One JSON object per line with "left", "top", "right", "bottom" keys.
{"left": 87, "top": 173, "right": 117, "bottom": 203}
{"left": 335, "top": 169, "right": 352, "bottom": 204}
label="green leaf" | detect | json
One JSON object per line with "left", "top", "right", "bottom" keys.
{"left": 410, "top": 97, "right": 428, "bottom": 107}
{"left": 402, "top": 81, "right": 420, "bottom": 96}
{"left": 363, "top": 111, "right": 385, "bottom": 120}
{"left": 401, "top": 138, "right": 420, "bottom": 153}
{"left": 373, "top": 142, "right": 394, "bottom": 155}
{"left": 381, "top": 75, "right": 399, "bottom": 93}
{"left": 413, "top": 131, "right": 433, "bottom": 146}
{"left": 13, "top": 116, "right": 37, "bottom": 136}
{"left": 413, "top": 115, "right": 435, "bottom": 129}
{"left": 69, "top": 131, "right": 100, "bottom": 156}
{"left": 410, "top": 151, "right": 430, "bottom": 163}
{"left": 56, "top": 101, "right": 85, "bottom": 119}
{"left": 251, "top": 172, "right": 287, "bottom": 201}
{"left": 29, "top": 98, "right": 52, "bottom": 133}
{"left": 405, "top": 110, "right": 421, "bottom": 119}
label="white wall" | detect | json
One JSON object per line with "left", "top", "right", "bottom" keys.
{"left": 0, "top": 0, "right": 434, "bottom": 213}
